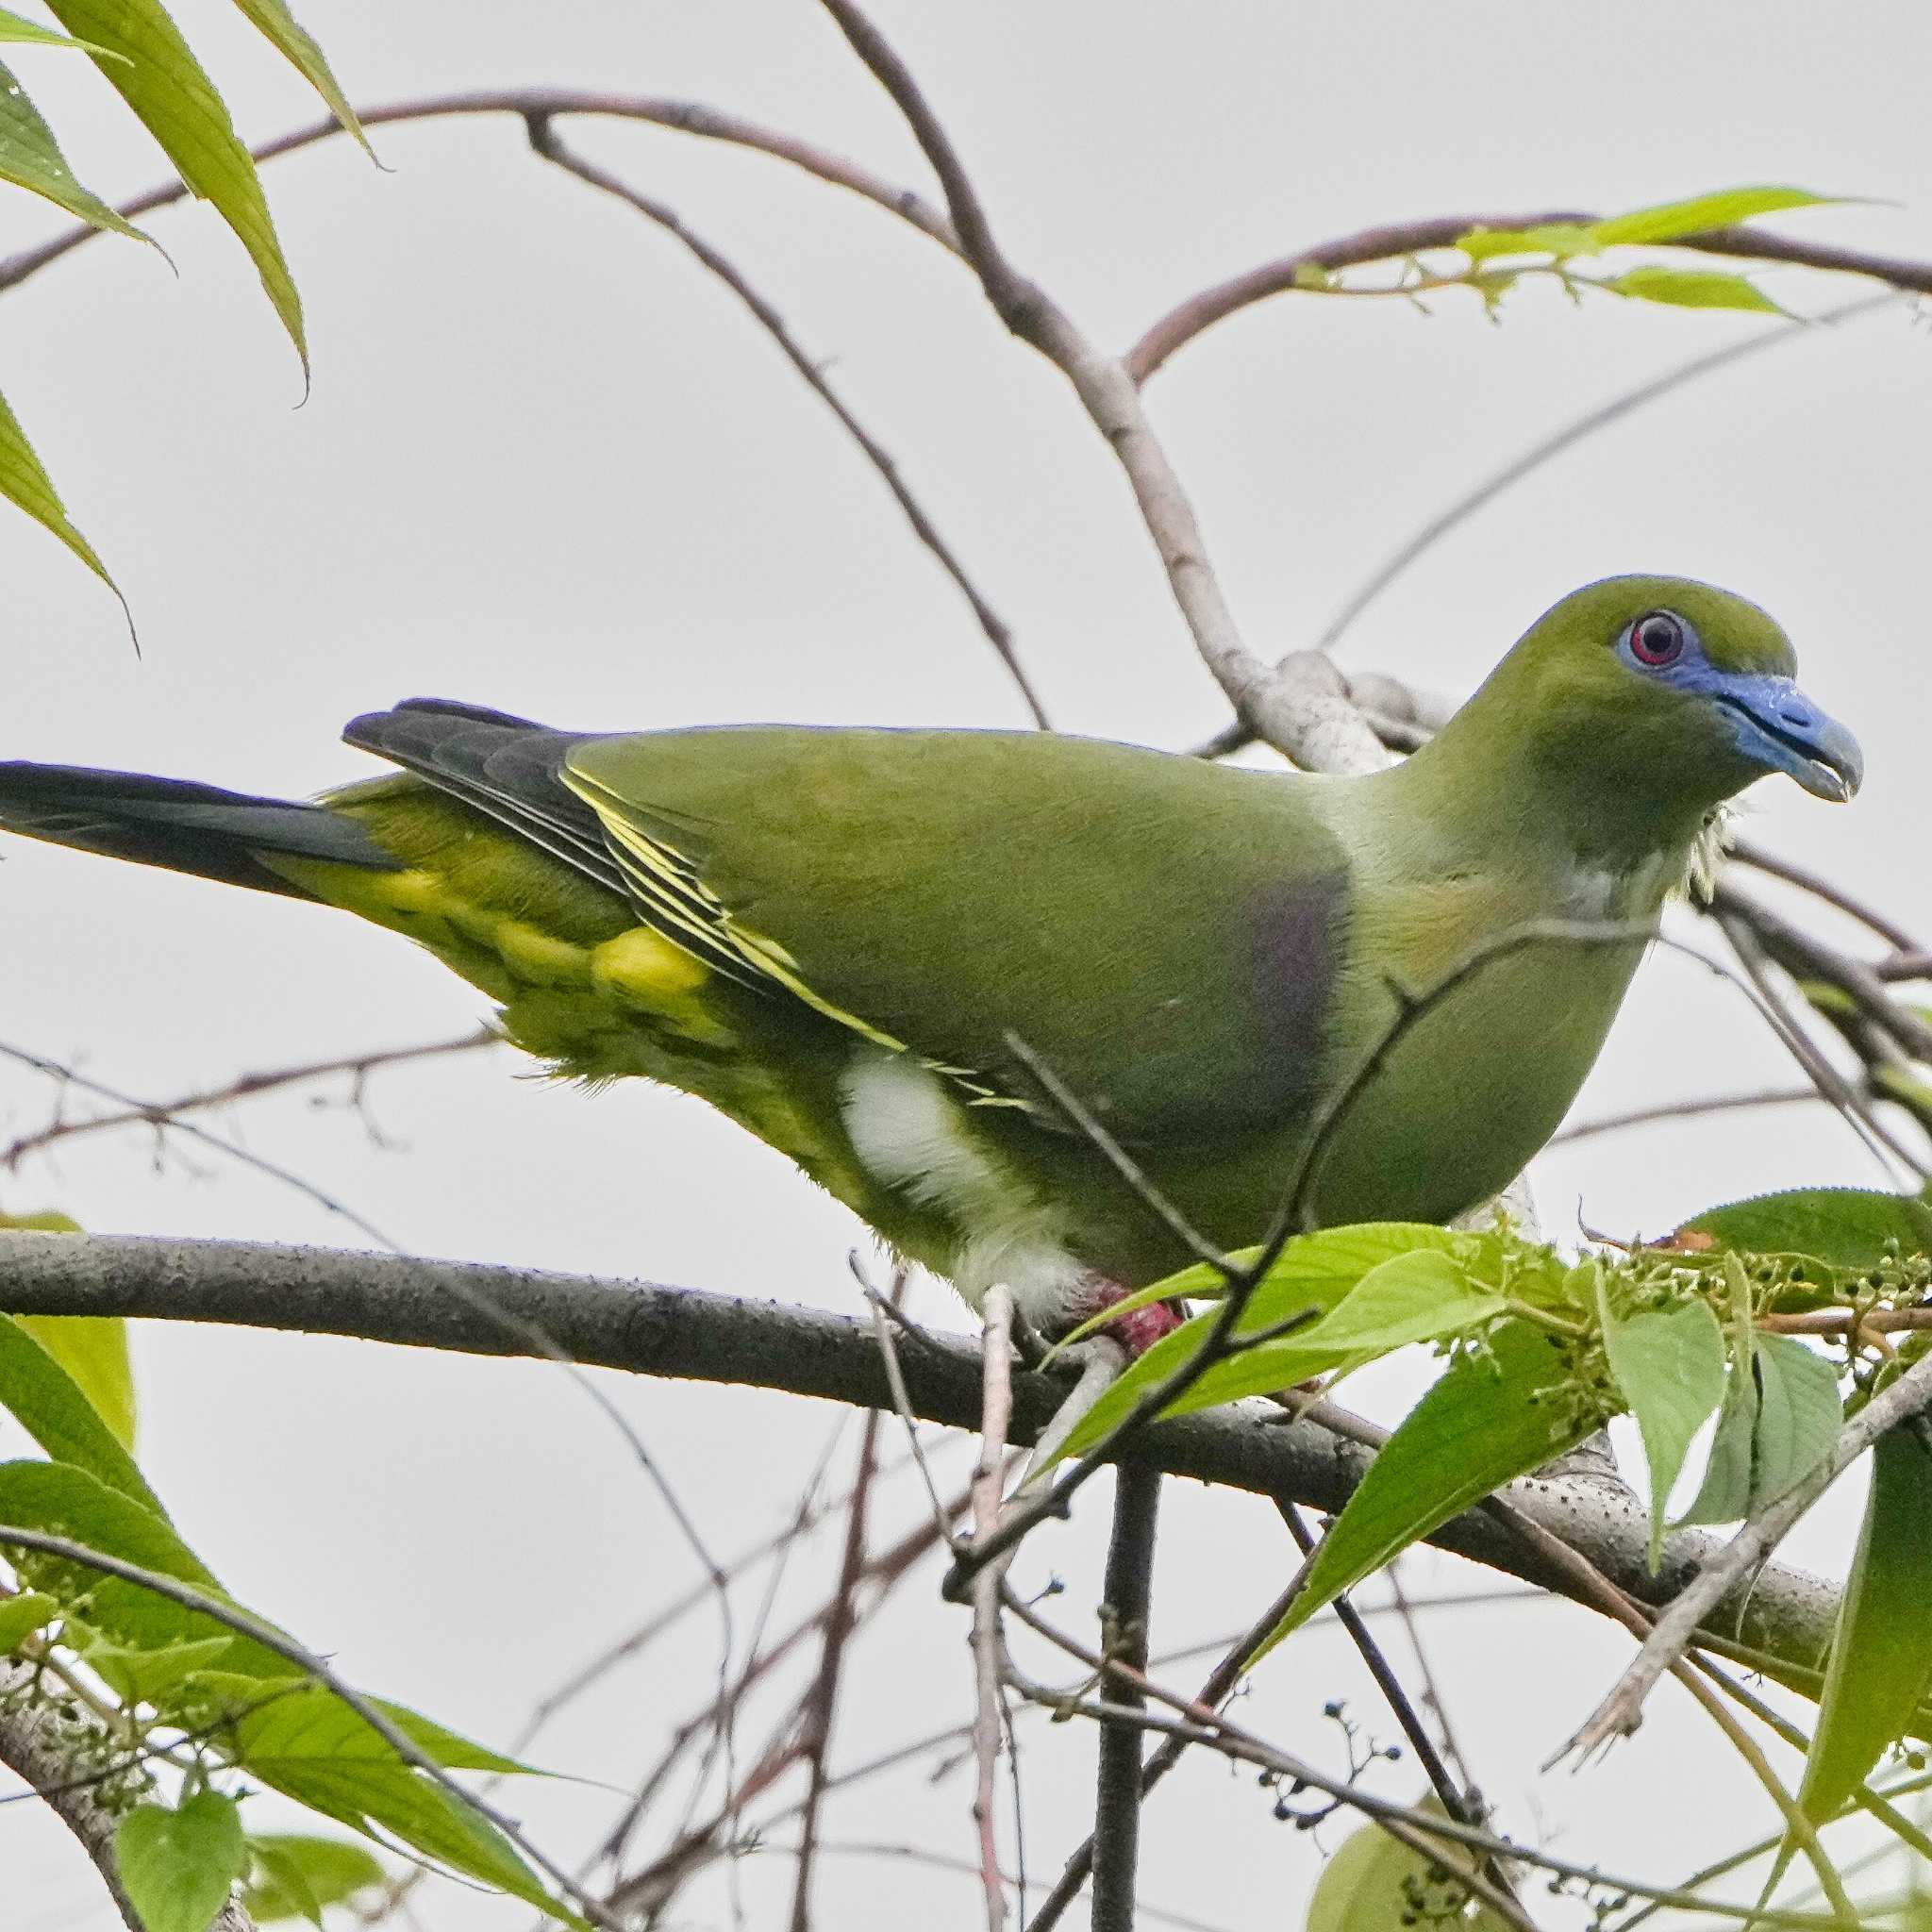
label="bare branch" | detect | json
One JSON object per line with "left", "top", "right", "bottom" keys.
{"left": 524, "top": 114, "right": 1047, "bottom": 728}
{"left": 0, "top": 89, "right": 961, "bottom": 298}
{"left": 0, "top": 1231, "right": 1853, "bottom": 1720}
{"left": 1552, "top": 1087, "right": 1825, "bottom": 1148}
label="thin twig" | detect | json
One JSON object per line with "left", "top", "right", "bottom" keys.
{"left": 1553, "top": 1088, "right": 1824, "bottom": 1148}
{"left": 1125, "top": 212, "right": 1932, "bottom": 382}
{"left": 1, "top": 1025, "right": 495, "bottom": 1170}
{"left": 970, "top": 1285, "right": 1016, "bottom": 1932}
{"left": 1091, "top": 1463, "right": 1161, "bottom": 1932}
{"left": 522, "top": 115, "right": 1046, "bottom": 727}
{"left": 1730, "top": 839, "right": 1924, "bottom": 955}
{"left": 787, "top": 1407, "right": 884, "bottom": 1931}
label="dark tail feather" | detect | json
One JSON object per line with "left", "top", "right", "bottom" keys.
{"left": 344, "top": 698, "right": 625, "bottom": 895}
{"left": 0, "top": 762, "right": 400, "bottom": 898}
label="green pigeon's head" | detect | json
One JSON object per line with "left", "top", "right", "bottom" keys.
{"left": 1490, "top": 575, "right": 1862, "bottom": 823}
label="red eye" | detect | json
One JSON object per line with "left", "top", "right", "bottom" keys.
{"left": 1629, "top": 611, "right": 1686, "bottom": 667}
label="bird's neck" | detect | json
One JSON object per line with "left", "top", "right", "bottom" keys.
{"left": 1386, "top": 674, "right": 1716, "bottom": 884}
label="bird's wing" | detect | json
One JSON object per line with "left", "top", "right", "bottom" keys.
{"left": 561, "top": 725, "right": 1352, "bottom": 1139}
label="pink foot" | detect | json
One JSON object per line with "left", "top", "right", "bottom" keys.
{"left": 1068, "top": 1279, "right": 1187, "bottom": 1356}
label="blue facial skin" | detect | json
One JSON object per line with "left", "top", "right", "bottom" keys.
{"left": 1616, "top": 613, "right": 1864, "bottom": 803}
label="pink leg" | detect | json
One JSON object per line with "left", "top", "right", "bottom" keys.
{"left": 1066, "top": 1275, "right": 1187, "bottom": 1356}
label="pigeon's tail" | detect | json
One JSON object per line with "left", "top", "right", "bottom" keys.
{"left": 0, "top": 760, "right": 400, "bottom": 898}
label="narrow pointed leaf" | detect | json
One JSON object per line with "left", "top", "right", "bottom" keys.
{"left": 0, "top": 379, "right": 121, "bottom": 597}
{"left": 1591, "top": 186, "right": 1833, "bottom": 246}
{"left": 3, "top": 1212, "right": 139, "bottom": 1454}
{"left": 116, "top": 1790, "right": 247, "bottom": 1932}
{"left": 1257, "top": 1319, "right": 1598, "bottom": 1657}
{"left": 1600, "top": 1295, "right": 1726, "bottom": 1569}
{"left": 1457, "top": 221, "right": 1599, "bottom": 261}
{"left": 44, "top": 0, "right": 306, "bottom": 370}
{"left": 0, "top": 55, "right": 149, "bottom": 237}
{"left": 1797, "top": 1424, "right": 1932, "bottom": 1824}
{"left": 244, "top": 1834, "right": 385, "bottom": 1925}
{"left": 228, "top": 0, "right": 372, "bottom": 158}
{"left": 0, "top": 1311, "right": 157, "bottom": 1511}
{"left": 1674, "top": 1349, "right": 1758, "bottom": 1526}
{"left": 0, "top": 8, "right": 121, "bottom": 52}
{"left": 1603, "top": 266, "right": 1787, "bottom": 316}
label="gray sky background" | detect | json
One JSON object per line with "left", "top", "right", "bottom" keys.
{"left": 4, "top": 3, "right": 1930, "bottom": 1925}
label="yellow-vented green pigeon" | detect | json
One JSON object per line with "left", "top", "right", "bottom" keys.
{"left": 0, "top": 577, "right": 1860, "bottom": 1348}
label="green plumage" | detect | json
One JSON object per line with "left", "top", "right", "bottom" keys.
{"left": 0, "top": 575, "right": 1860, "bottom": 1341}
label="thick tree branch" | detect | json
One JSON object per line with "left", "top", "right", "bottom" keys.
{"left": 0, "top": 1232, "right": 1843, "bottom": 1676}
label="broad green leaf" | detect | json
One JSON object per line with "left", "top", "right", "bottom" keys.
{"left": 1591, "top": 185, "right": 1832, "bottom": 246}
{"left": 0, "top": 55, "right": 150, "bottom": 238}
{"left": 1048, "top": 1239, "right": 1492, "bottom": 1467}
{"left": 1668, "top": 1187, "right": 1932, "bottom": 1274}
{"left": 1798, "top": 1424, "right": 1932, "bottom": 1824}
{"left": 0, "top": 8, "right": 121, "bottom": 51}
{"left": 44, "top": 0, "right": 307, "bottom": 371}
{"left": 0, "top": 379, "right": 120, "bottom": 597}
{"left": 1257, "top": 1318, "right": 1599, "bottom": 1656}
{"left": 82, "top": 1631, "right": 232, "bottom": 1706}
{"left": 1055, "top": 1223, "right": 1474, "bottom": 1350}
{"left": 244, "top": 1833, "right": 385, "bottom": 1925}
{"left": 1306, "top": 1798, "right": 1511, "bottom": 1932}
{"left": 253, "top": 1757, "right": 583, "bottom": 1928}
{"left": 1599, "top": 1294, "right": 1726, "bottom": 1569}
{"left": 1457, "top": 221, "right": 1598, "bottom": 262}
{"left": 1743, "top": 1336, "right": 1844, "bottom": 1506}
{"left": 229, "top": 0, "right": 372, "bottom": 158}
{"left": 116, "top": 1790, "right": 247, "bottom": 1932}
{"left": 0, "top": 1588, "right": 58, "bottom": 1651}
{"left": 0, "top": 1460, "right": 287, "bottom": 1676}
{"left": 1673, "top": 1322, "right": 1839, "bottom": 1529}
{"left": 0, "top": 1313, "right": 158, "bottom": 1511}
{"left": 1603, "top": 266, "right": 1787, "bottom": 316}
{"left": 192, "top": 1672, "right": 543, "bottom": 1776}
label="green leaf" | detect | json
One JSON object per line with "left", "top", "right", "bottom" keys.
{"left": 192, "top": 1673, "right": 544, "bottom": 1777}
{"left": 243, "top": 1834, "right": 385, "bottom": 1926}
{"left": 0, "top": 1460, "right": 290, "bottom": 1678}
{"left": 1257, "top": 1318, "right": 1598, "bottom": 1657}
{"left": 0, "top": 7, "right": 122, "bottom": 52}
{"left": 116, "top": 1790, "right": 247, "bottom": 1932}
{"left": 0, "top": 1588, "right": 58, "bottom": 1651}
{"left": 81, "top": 1631, "right": 233, "bottom": 1706}
{"left": 0, "top": 1217, "right": 138, "bottom": 1452}
{"left": 228, "top": 0, "right": 371, "bottom": 158}
{"left": 0, "top": 378, "right": 121, "bottom": 599}
{"left": 1669, "top": 1187, "right": 1932, "bottom": 1274}
{"left": 1798, "top": 1423, "right": 1932, "bottom": 1824}
{"left": 1602, "top": 266, "right": 1788, "bottom": 316}
{"left": 0, "top": 1313, "right": 158, "bottom": 1512}
{"left": 1056, "top": 1223, "right": 1473, "bottom": 1351}
{"left": 0, "top": 54, "right": 150, "bottom": 238}
{"left": 1599, "top": 1293, "right": 1726, "bottom": 1569}
{"left": 1306, "top": 1798, "right": 1511, "bottom": 1932}
{"left": 1590, "top": 185, "right": 1833, "bottom": 246}
{"left": 43, "top": 0, "right": 307, "bottom": 372}
{"left": 1049, "top": 1236, "right": 1492, "bottom": 1466}
{"left": 1673, "top": 1325, "right": 1838, "bottom": 1528}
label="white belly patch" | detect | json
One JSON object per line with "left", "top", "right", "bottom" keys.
{"left": 838, "top": 1046, "right": 1085, "bottom": 1324}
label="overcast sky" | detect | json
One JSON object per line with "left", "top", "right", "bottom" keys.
{"left": 5, "top": 3, "right": 1931, "bottom": 1926}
